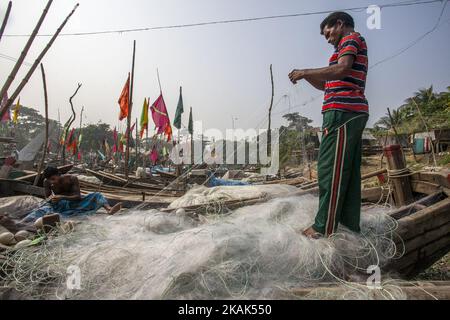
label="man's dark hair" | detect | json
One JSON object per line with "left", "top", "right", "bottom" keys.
{"left": 43, "top": 166, "right": 60, "bottom": 179}
{"left": 320, "top": 11, "right": 355, "bottom": 34}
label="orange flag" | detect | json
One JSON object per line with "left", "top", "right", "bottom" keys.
{"left": 118, "top": 73, "right": 130, "bottom": 120}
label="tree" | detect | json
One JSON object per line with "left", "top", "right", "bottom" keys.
{"left": 0, "top": 105, "right": 59, "bottom": 149}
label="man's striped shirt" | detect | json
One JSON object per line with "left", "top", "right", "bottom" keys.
{"left": 323, "top": 32, "right": 369, "bottom": 113}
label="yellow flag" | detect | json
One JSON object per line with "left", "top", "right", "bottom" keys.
{"left": 12, "top": 98, "right": 20, "bottom": 124}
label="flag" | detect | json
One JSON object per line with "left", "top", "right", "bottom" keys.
{"left": 118, "top": 74, "right": 130, "bottom": 121}
{"left": 188, "top": 107, "right": 193, "bottom": 135}
{"left": 140, "top": 98, "right": 149, "bottom": 138}
{"left": 1, "top": 93, "right": 10, "bottom": 122}
{"left": 150, "top": 93, "right": 172, "bottom": 141}
{"left": 173, "top": 87, "right": 184, "bottom": 129}
{"left": 126, "top": 121, "right": 136, "bottom": 139}
{"left": 12, "top": 98, "right": 20, "bottom": 124}
{"left": 78, "top": 133, "right": 83, "bottom": 148}
{"left": 150, "top": 147, "right": 158, "bottom": 165}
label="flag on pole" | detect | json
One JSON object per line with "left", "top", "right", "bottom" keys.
{"left": 1, "top": 93, "right": 11, "bottom": 122}
{"left": 118, "top": 73, "right": 130, "bottom": 121}
{"left": 188, "top": 107, "right": 193, "bottom": 135}
{"left": 150, "top": 146, "right": 158, "bottom": 165}
{"left": 150, "top": 93, "right": 172, "bottom": 141}
{"left": 140, "top": 98, "right": 149, "bottom": 138}
{"left": 12, "top": 98, "right": 21, "bottom": 124}
{"left": 173, "top": 87, "right": 184, "bottom": 129}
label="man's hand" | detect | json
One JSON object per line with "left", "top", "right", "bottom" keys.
{"left": 49, "top": 195, "right": 63, "bottom": 203}
{"left": 288, "top": 69, "right": 305, "bottom": 84}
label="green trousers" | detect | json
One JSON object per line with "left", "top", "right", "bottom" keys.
{"left": 313, "top": 110, "right": 368, "bottom": 237}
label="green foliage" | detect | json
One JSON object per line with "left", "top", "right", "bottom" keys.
{"left": 374, "top": 86, "right": 450, "bottom": 135}
{"left": 74, "top": 122, "right": 114, "bottom": 152}
{"left": 279, "top": 112, "right": 314, "bottom": 167}
{"left": 0, "top": 106, "right": 60, "bottom": 149}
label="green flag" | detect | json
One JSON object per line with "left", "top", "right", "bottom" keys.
{"left": 173, "top": 86, "right": 183, "bottom": 129}
{"left": 188, "top": 107, "right": 193, "bottom": 135}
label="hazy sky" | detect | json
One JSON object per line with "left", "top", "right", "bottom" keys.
{"left": 0, "top": 0, "right": 449, "bottom": 135}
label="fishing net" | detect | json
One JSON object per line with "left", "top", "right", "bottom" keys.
{"left": 0, "top": 193, "right": 404, "bottom": 300}
{"left": 168, "top": 184, "right": 297, "bottom": 209}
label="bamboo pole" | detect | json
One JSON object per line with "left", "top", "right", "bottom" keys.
{"left": 0, "top": 0, "right": 52, "bottom": 101}
{"left": 34, "top": 64, "right": 49, "bottom": 186}
{"left": 0, "top": 3, "right": 80, "bottom": 120}
{"left": 0, "top": 1, "right": 12, "bottom": 44}
{"left": 125, "top": 40, "right": 136, "bottom": 179}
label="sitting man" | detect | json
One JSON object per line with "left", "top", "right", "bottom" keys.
{"left": 22, "top": 166, "right": 122, "bottom": 223}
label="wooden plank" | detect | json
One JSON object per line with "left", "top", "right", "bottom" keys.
{"left": 411, "top": 180, "right": 441, "bottom": 195}
{"left": 412, "top": 171, "right": 450, "bottom": 189}
{"left": 395, "top": 197, "right": 450, "bottom": 241}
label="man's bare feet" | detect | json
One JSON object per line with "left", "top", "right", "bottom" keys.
{"left": 107, "top": 203, "right": 122, "bottom": 215}
{"left": 302, "top": 226, "right": 323, "bottom": 239}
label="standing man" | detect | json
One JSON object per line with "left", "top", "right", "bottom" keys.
{"left": 288, "top": 12, "right": 369, "bottom": 238}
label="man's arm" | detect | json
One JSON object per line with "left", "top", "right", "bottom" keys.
{"left": 43, "top": 179, "right": 52, "bottom": 198}
{"left": 303, "top": 77, "right": 326, "bottom": 91}
{"left": 289, "top": 55, "right": 355, "bottom": 87}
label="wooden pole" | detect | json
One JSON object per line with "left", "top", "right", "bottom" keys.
{"left": 34, "top": 64, "right": 49, "bottom": 186}
{"left": 0, "top": 3, "right": 79, "bottom": 120}
{"left": 411, "top": 98, "right": 437, "bottom": 167}
{"left": 0, "top": 0, "right": 52, "bottom": 101}
{"left": 0, "top": 1, "right": 12, "bottom": 44}
{"left": 267, "top": 64, "right": 274, "bottom": 155}
{"left": 125, "top": 40, "right": 136, "bottom": 179}
{"left": 135, "top": 117, "right": 138, "bottom": 170}
{"left": 383, "top": 144, "right": 414, "bottom": 206}
{"left": 78, "top": 106, "right": 84, "bottom": 163}
{"left": 387, "top": 107, "right": 418, "bottom": 162}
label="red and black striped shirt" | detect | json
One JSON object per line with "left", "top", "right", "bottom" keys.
{"left": 323, "top": 32, "right": 369, "bottom": 113}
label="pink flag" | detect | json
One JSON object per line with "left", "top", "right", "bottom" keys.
{"left": 1, "top": 93, "right": 11, "bottom": 122}
{"left": 150, "top": 94, "right": 172, "bottom": 141}
{"left": 150, "top": 147, "right": 158, "bottom": 165}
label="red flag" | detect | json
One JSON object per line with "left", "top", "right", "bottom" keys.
{"left": 125, "top": 121, "right": 136, "bottom": 138}
{"left": 118, "top": 74, "right": 130, "bottom": 121}
{"left": 150, "top": 93, "right": 172, "bottom": 141}
{"left": 1, "top": 93, "right": 11, "bottom": 122}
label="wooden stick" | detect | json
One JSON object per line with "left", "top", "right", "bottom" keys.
{"left": 125, "top": 40, "right": 136, "bottom": 179}
{"left": 411, "top": 97, "right": 437, "bottom": 167}
{"left": 267, "top": 64, "right": 274, "bottom": 155}
{"left": 62, "top": 83, "right": 82, "bottom": 164}
{"left": 0, "top": 1, "right": 12, "bottom": 44}
{"left": 0, "top": 0, "right": 52, "bottom": 102}
{"left": 34, "top": 64, "right": 49, "bottom": 186}
{"left": 0, "top": 3, "right": 79, "bottom": 120}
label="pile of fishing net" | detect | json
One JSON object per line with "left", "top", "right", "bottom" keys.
{"left": 168, "top": 184, "right": 297, "bottom": 209}
{"left": 0, "top": 193, "right": 404, "bottom": 300}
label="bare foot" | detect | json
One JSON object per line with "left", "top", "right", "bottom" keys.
{"left": 302, "top": 226, "right": 323, "bottom": 239}
{"left": 107, "top": 203, "right": 122, "bottom": 215}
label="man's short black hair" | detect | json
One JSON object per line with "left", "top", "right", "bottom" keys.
{"left": 320, "top": 11, "right": 355, "bottom": 34}
{"left": 43, "top": 166, "right": 60, "bottom": 179}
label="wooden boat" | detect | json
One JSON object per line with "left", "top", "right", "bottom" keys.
{"left": 84, "top": 169, "right": 182, "bottom": 192}
{"left": 13, "top": 164, "right": 74, "bottom": 186}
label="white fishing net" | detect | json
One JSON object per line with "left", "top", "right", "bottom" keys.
{"left": 168, "top": 184, "right": 298, "bottom": 209}
{"left": 0, "top": 193, "right": 403, "bottom": 300}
